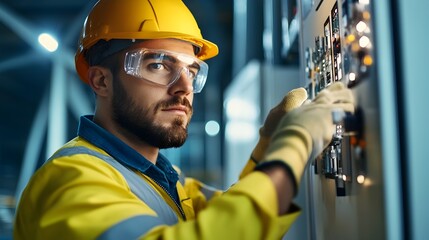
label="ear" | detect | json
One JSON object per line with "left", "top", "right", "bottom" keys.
{"left": 87, "top": 66, "right": 111, "bottom": 97}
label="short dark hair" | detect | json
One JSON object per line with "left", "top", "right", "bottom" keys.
{"left": 84, "top": 40, "right": 126, "bottom": 76}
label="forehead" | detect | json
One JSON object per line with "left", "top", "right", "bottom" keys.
{"left": 128, "top": 39, "right": 196, "bottom": 56}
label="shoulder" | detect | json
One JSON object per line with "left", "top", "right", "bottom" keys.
{"left": 29, "top": 137, "right": 129, "bottom": 192}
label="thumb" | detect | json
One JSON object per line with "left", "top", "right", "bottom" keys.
{"left": 282, "top": 87, "right": 308, "bottom": 112}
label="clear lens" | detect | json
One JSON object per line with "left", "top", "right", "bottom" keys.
{"left": 124, "top": 49, "right": 208, "bottom": 93}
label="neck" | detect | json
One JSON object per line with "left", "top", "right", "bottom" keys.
{"left": 93, "top": 112, "right": 159, "bottom": 164}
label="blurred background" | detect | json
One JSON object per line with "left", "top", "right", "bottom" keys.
{"left": 1, "top": 0, "right": 429, "bottom": 239}
{"left": 0, "top": 0, "right": 294, "bottom": 238}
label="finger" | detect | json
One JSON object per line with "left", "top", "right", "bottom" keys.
{"left": 313, "top": 82, "right": 347, "bottom": 102}
{"left": 330, "top": 88, "right": 354, "bottom": 104}
{"left": 313, "top": 88, "right": 354, "bottom": 105}
{"left": 332, "top": 103, "right": 355, "bottom": 113}
{"left": 325, "top": 81, "right": 347, "bottom": 92}
{"left": 282, "top": 87, "right": 308, "bottom": 111}
{"left": 303, "top": 99, "right": 312, "bottom": 105}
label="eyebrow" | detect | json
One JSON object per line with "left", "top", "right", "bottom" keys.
{"left": 143, "top": 52, "right": 177, "bottom": 63}
{"left": 189, "top": 62, "right": 200, "bottom": 70}
{"left": 144, "top": 51, "right": 200, "bottom": 69}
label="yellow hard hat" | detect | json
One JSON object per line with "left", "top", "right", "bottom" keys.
{"left": 75, "top": 0, "right": 219, "bottom": 84}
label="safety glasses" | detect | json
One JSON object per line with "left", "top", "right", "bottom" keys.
{"left": 124, "top": 48, "right": 209, "bottom": 93}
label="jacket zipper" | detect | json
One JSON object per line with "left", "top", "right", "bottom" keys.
{"left": 152, "top": 179, "right": 187, "bottom": 221}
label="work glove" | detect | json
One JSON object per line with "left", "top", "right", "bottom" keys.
{"left": 259, "top": 82, "right": 355, "bottom": 189}
{"left": 250, "top": 87, "right": 308, "bottom": 163}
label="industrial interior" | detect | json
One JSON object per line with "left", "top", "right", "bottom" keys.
{"left": 0, "top": 0, "right": 428, "bottom": 239}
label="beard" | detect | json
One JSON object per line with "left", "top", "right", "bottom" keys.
{"left": 111, "top": 79, "right": 193, "bottom": 149}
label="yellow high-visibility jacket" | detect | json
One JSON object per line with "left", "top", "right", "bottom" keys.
{"left": 14, "top": 116, "right": 300, "bottom": 240}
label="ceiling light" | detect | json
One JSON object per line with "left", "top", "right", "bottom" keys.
{"left": 38, "top": 33, "right": 58, "bottom": 52}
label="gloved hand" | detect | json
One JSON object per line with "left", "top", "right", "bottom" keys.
{"left": 259, "top": 82, "right": 355, "bottom": 188}
{"left": 251, "top": 87, "right": 308, "bottom": 163}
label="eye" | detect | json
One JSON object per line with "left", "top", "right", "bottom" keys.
{"left": 147, "top": 62, "right": 165, "bottom": 71}
{"left": 188, "top": 68, "right": 198, "bottom": 79}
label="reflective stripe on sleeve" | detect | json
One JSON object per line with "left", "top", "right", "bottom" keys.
{"left": 199, "top": 184, "right": 218, "bottom": 201}
{"left": 178, "top": 170, "right": 185, "bottom": 186}
{"left": 97, "top": 215, "right": 163, "bottom": 240}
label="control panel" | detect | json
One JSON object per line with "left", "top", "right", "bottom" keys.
{"left": 304, "top": 0, "right": 374, "bottom": 95}
{"left": 299, "top": 0, "right": 386, "bottom": 239}
{"left": 302, "top": 0, "right": 373, "bottom": 197}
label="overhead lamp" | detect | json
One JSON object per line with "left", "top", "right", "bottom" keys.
{"left": 38, "top": 33, "right": 59, "bottom": 52}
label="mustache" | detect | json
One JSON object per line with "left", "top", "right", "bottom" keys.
{"left": 155, "top": 97, "right": 193, "bottom": 113}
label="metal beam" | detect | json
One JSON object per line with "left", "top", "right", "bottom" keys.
{"left": 0, "top": 51, "right": 42, "bottom": 73}
{"left": 14, "top": 91, "right": 49, "bottom": 203}
{"left": 46, "top": 54, "right": 67, "bottom": 158}
{"left": 0, "top": 2, "right": 94, "bottom": 194}
{"left": 0, "top": 3, "right": 44, "bottom": 52}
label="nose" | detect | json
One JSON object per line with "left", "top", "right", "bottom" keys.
{"left": 168, "top": 67, "right": 194, "bottom": 95}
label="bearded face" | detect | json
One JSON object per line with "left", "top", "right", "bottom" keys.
{"left": 111, "top": 77, "right": 193, "bottom": 149}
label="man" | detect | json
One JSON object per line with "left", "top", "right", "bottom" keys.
{"left": 14, "top": 0, "right": 355, "bottom": 239}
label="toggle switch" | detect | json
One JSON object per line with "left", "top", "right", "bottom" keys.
{"left": 318, "top": 109, "right": 363, "bottom": 196}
